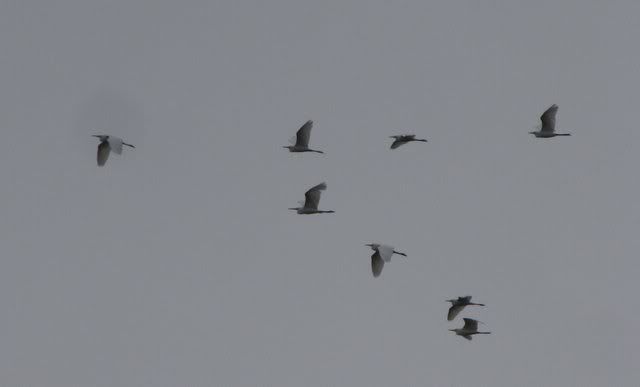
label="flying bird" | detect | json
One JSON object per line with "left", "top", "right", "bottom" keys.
{"left": 446, "top": 296, "right": 485, "bottom": 321}
{"left": 449, "top": 318, "right": 491, "bottom": 341}
{"left": 365, "top": 243, "right": 407, "bottom": 278}
{"left": 389, "top": 134, "right": 427, "bottom": 149}
{"left": 283, "top": 120, "right": 324, "bottom": 153}
{"left": 289, "top": 182, "right": 334, "bottom": 214}
{"left": 92, "top": 135, "right": 135, "bottom": 166}
{"left": 529, "top": 104, "right": 571, "bottom": 138}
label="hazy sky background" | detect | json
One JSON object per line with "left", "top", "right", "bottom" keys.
{"left": 1, "top": 1, "right": 639, "bottom": 386}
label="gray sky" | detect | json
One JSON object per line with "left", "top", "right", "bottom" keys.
{"left": 1, "top": 1, "right": 639, "bottom": 386}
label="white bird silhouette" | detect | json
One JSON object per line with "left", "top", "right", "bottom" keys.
{"left": 389, "top": 134, "right": 427, "bottom": 149}
{"left": 449, "top": 318, "right": 491, "bottom": 341}
{"left": 283, "top": 120, "right": 323, "bottom": 153}
{"left": 289, "top": 183, "right": 334, "bottom": 214}
{"left": 529, "top": 104, "right": 570, "bottom": 138}
{"left": 446, "top": 296, "right": 485, "bottom": 321}
{"left": 92, "top": 134, "right": 135, "bottom": 166}
{"left": 365, "top": 243, "right": 407, "bottom": 278}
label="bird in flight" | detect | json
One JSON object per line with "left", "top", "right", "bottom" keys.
{"left": 446, "top": 296, "right": 485, "bottom": 321}
{"left": 283, "top": 120, "right": 324, "bottom": 153}
{"left": 92, "top": 134, "right": 135, "bottom": 166}
{"left": 449, "top": 318, "right": 491, "bottom": 341}
{"left": 389, "top": 134, "right": 427, "bottom": 149}
{"left": 289, "top": 182, "right": 334, "bottom": 214}
{"left": 529, "top": 104, "right": 571, "bottom": 138}
{"left": 365, "top": 243, "right": 407, "bottom": 278}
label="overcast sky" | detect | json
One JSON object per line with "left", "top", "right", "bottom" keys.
{"left": 1, "top": 1, "right": 639, "bottom": 386}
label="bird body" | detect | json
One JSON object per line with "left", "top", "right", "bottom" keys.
{"left": 92, "top": 134, "right": 135, "bottom": 166}
{"left": 283, "top": 120, "right": 324, "bottom": 153}
{"left": 289, "top": 182, "right": 334, "bottom": 214}
{"left": 529, "top": 104, "right": 571, "bottom": 138}
{"left": 446, "top": 296, "right": 485, "bottom": 321}
{"left": 449, "top": 318, "right": 491, "bottom": 340}
{"left": 365, "top": 243, "right": 407, "bottom": 277}
{"left": 389, "top": 134, "right": 427, "bottom": 149}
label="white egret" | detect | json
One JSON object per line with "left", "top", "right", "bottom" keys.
{"left": 389, "top": 134, "right": 427, "bottom": 149}
{"left": 283, "top": 120, "right": 324, "bottom": 153}
{"left": 449, "top": 318, "right": 491, "bottom": 341}
{"left": 92, "top": 134, "right": 135, "bottom": 166}
{"left": 529, "top": 104, "right": 570, "bottom": 138}
{"left": 446, "top": 296, "right": 485, "bottom": 321}
{"left": 289, "top": 182, "right": 334, "bottom": 214}
{"left": 365, "top": 243, "right": 407, "bottom": 278}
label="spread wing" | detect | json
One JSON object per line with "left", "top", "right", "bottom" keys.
{"left": 540, "top": 104, "right": 558, "bottom": 133}
{"left": 462, "top": 335, "right": 473, "bottom": 341}
{"left": 389, "top": 135, "right": 414, "bottom": 149}
{"left": 303, "top": 182, "right": 326, "bottom": 210}
{"left": 377, "top": 244, "right": 394, "bottom": 262}
{"left": 463, "top": 318, "right": 479, "bottom": 332}
{"left": 447, "top": 304, "right": 465, "bottom": 321}
{"left": 295, "top": 120, "right": 313, "bottom": 148}
{"left": 107, "top": 136, "right": 124, "bottom": 154}
{"left": 97, "top": 141, "right": 111, "bottom": 166}
{"left": 371, "top": 251, "right": 384, "bottom": 277}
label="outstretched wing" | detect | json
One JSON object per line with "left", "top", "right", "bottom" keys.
{"left": 540, "top": 104, "right": 558, "bottom": 133}
{"left": 295, "top": 120, "right": 313, "bottom": 148}
{"left": 108, "top": 136, "right": 124, "bottom": 154}
{"left": 462, "top": 335, "right": 473, "bottom": 341}
{"left": 377, "top": 244, "right": 394, "bottom": 262}
{"left": 390, "top": 135, "right": 415, "bottom": 149}
{"left": 447, "top": 304, "right": 465, "bottom": 321}
{"left": 97, "top": 141, "right": 111, "bottom": 166}
{"left": 303, "top": 182, "right": 326, "bottom": 210}
{"left": 463, "top": 318, "right": 479, "bottom": 332}
{"left": 390, "top": 138, "right": 406, "bottom": 149}
{"left": 371, "top": 251, "right": 384, "bottom": 277}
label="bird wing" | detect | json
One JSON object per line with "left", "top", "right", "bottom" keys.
{"left": 540, "top": 104, "right": 558, "bottom": 133}
{"left": 371, "top": 251, "right": 384, "bottom": 277}
{"left": 390, "top": 139, "right": 406, "bottom": 149}
{"left": 390, "top": 135, "right": 414, "bottom": 149}
{"left": 462, "top": 318, "right": 479, "bottom": 332}
{"left": 108, "top": 136, "right": 124, "bottom": 154}
{"left": 459, "top": 295, "right": 472, "bottom": 303}
{"left": 447, "top": 304, "right": 465, "bottom": 321}
{"left": 303, "top": 182, "right": 326, "bottom": 210}
{"left": 377, "top": 244, "right": 394, "bottom": 262}
{"left": 462, "top": 335, "right": 473, "bottom": 341}
{"left": 97, "top": 141, "right": 111, "bottom": 166}
{"left": 295, "top": 120, "right": 313, "bottom": 148}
